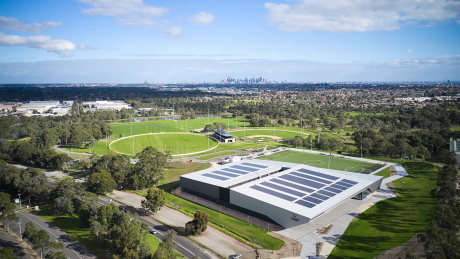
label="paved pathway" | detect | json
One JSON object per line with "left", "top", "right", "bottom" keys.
{"left": 275, "top": 160, "right": 409, "bottom": 259}
{"left": 0, "top": 227, "right": 34, "bottom": 259}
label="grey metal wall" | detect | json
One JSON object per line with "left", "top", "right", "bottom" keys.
{"left": 180, "top": 177, "right": 219, "bottom": 199}
{"left": 368, "top": 177, "right": 383, "bottom": 192}
{"left": 230, "top": 190, "right": 310, "bottom": 228}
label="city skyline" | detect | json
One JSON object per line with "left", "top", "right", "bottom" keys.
{"left": 0, "top": 0, "right": 459, "bottom": 83}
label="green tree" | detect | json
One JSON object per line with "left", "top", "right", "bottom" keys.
{"left": 134, "top": 147, "right": 169, "bottom": 188}
{"left": 141, "top": 188, "right": 166, "bottom": 214}
{"left": 0, "top": 248, "right": 17, "bottom": 259}
{"left": 90, "top": 221, "right": 103, "bottom": 242}
{"left": 291, "top": 136, "right": 304, "bottom": 148}
{"left": 23, "top": 222, "right": 38, "bottom": 246}
{"left": 0, "top": 201, "right": 18, "bottom": 233}
{"left": 137, "top": 242, "right": 151, "bottom": 259}
{"left": 88, "top": 170, "right": 117, "bottom": 194}
{"left": 152, "top": 247, "right": 170, "bottom": 259}
{"left": 160, "top": 229, "right": 177, "bottom": 257}
{"left": 185, "top": 211, "right": 209, "bottom": 236}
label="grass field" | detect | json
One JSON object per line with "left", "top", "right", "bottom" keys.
{"left": 329, "top": 162, "right": 437, "bottom": 258}
{"left": 109, "top": 117, "right": 252, "bottom": 138}
{"left": 109, "top": 133, "right": 218, "bottom": 156}
{"left": 231, "top": 129, "right": 303, "bottom": 140}
{"left": 261, "top": 150, "right": 383, "bottom": 173}
{"left": 374, "top": 167, "right": 390, "bottom": 178}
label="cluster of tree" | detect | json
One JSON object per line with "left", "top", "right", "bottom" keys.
{"left": 417, "top": 152, "right": 460, "bottom": 258}
{"left": 152, "top": 230, "right": 177, "bottom": 259}
{"left": 23, "top": 222, "right": 66, "bottom": 259}
{"left": 351, "top": 129, "right": 460, "bottom": 159}
{"left": 247, "top": 114, "right": 274, "bottom": 127}
{"left": 185, "top": 211, "right": 209, "bottom": 236}
{"left": 0, "top": 167, "right": 49, "bottom": 202}
{"left": 0, "top": 141, "right": 72, "bottom": 169}
{"left": 204, "top": 122, "right": 227, "bottom": 132}
{"left": 0, "top": 192, "right": 19, "bottom": 233}
{"left": 290, "top": 135, "right": 343, "bottom": 151}
{"left": 0, "top": 248, "right": 17, "bottom": 259}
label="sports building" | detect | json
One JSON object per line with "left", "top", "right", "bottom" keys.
{"left": 180, "top": 159, "right": 383, "bottom": 228}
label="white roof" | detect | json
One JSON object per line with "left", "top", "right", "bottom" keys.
{"left": 232, "top": 163, "right": 382, "bottom": 219}
{"left": 181, "top": 159, "right": 297, "bottom": 188}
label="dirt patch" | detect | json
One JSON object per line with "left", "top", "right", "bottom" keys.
{"left": 389, "top": 165, "right": 397, "bottom": 176}
{"left": 246, "top": 135, "right": 282, "bottom": 140}
{"left": 385, "top": 182, "right": 400, "bottom": 197}
{"left": 315, "top": 224, "right": 333, "bottom": 235}
{"left": 375, "top": 231, "right": 426, "bottom": 258}
{"left": 257, "top": 232, "right": 301, "bottom": 259}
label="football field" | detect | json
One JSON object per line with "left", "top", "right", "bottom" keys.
{"left": 261, "top": 150, "right": 384, "bottom": 173}
{"left": 109, "top": 133, "right": 217, "bottom": 156}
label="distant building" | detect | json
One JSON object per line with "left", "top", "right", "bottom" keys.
{"left": 82, "top": 101, "right": 131, "bottom": 111}
{"left": 213, "top": 129, "right": 236, "bottom": 143}
{"left": 449, "top": 138, "right": 460, "bottom": 163}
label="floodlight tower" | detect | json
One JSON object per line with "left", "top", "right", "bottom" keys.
{"left": 207, "top": 109, "right": 210, "bottom": 150}
{"left": 317, "top": 129, "right": 321, "bottom": 143}
{"left": 300, "top": 117, "right": 303, "bottom": 137}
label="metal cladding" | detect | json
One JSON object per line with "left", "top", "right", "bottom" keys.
{"left": 180, "top": 159, "right": 383, "bottom": 228}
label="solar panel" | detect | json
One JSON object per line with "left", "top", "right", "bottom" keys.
{"left": 250, "top": 185, "right": 296, "bottom": 201}
{"left": 241, "top": 163, "right": 268, "bottom": 169}
{"left": 279, "top": 174, "right": 325, "bottom": 189}
{"left": 271, "top": 179, "right": 314, "bottom": 193}
{"left": 297, "top": 168, "right": 339, "bottom": 181}
{"left": 324, "top": 187, "right": 343, "bottom": 194}
{"left": 291, "top": 172, "right": 332, "bottom": 184}
{"left": 232, "top": 165, "right": 259, "bottom": 172}
{"left": 342, "top": 179, "right": 358, "bottom": 185}
{"left": 260, "top": 182, "right": 306, "bottom": 197}
{"left": 221, "top": 168, "right": 249, "bottom": 175}
{"left": 303, "top": 196, "right": 323, "bottom": 204}
{"left": 318, "top": 190, "right": 337, "bottom": 197}
{"left": 295, "top": 200, "right": 316, "bottom": 208}
{"left": 311, "top": 193, "right": 330, "bottom": 201}
{"left": 211, "top": 171, "right": 239, "bottom": 178}
{"left": 335, "top": 181, "right": 353, "bottom": 188}
{"left": 202, "top": 173, "right": 229, "bottom": 181}
{"left": 330, "top": 184, "right": 348, "bottom": 191}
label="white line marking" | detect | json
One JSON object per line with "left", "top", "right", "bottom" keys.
{"left": 19, "top": 213, "right": 85, "bottom": 259}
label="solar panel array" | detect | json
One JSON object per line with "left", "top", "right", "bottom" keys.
{"left": 201, "top": 162, "right": 270, "bottom": 181}
{"left": 248, "top": 167, "right": 362, "bottom": 210}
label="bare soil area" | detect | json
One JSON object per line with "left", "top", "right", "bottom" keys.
{"left": 246, "top": 135, "right": 282, "bottom": 140}
{"left": 385, "top": 182, "right": 400, "bottom": 197}
{"left": 257, "top": 232, "right": 301, "bottom": 259}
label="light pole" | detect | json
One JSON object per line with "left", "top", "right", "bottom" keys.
{"left": 105, "top": 125, "right": 107, "bottom": 147}
{"left": 186, "top": 119, "right": 187, "bottom": 132}
{"left": 228, "top": 115, "right": 229, "bottom": 131}
{"left": 207, "top": 109, "right": 210, "bottom": 150}
{"left": 300, "top": 117, "right": 303, "bottom": 137}
{"left": 361, "top": 142, "right": 363, "bottom": 158}
{"left": 274, "top": 121, "right": 276, "bottom": 138}
{"left": 18, "top": 194, "right": 21, "bottom": 209}
{"left": 317, "top": 129, "right": 321, "bottom": 143}
{"left": 284, "top": 111, "right": 286, "bottom": 130}
{"left": 268, "top": 223, "right": 270, "bottom": 231}
{"left": 17, "top": 220, "right": 22, "bottom": 240}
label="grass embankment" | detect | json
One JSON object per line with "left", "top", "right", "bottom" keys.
{"left": 197, "top": 152, "right": 236, "bottom": 160}
{"left": 109, "top": 133, "right": 218, "bottom": 156}
{"left": 59, "top": 140, "right": 111, "bottom": 156}
{"left": 329, "top": 162, "right": 437, "bottom": 258}
{"left": 35, "top": 206, "right": 183, "bottom": 259}
{"left": 374, "top": 167, "right": 390, "bottom": 178}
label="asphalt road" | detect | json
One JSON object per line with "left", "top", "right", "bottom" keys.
{"left": 7, "top": 210, "right": 95, "bottom": 259}
{"left": 0, "top": 229, "right": 33, "bottom": 259}
{"left": 98, "top": 199, "right": 215, "bottom": 259}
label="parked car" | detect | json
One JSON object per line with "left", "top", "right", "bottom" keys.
{"left": 231, "top": 253, "right": 241, "bottom": 259}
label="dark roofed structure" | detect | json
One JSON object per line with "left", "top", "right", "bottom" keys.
{"left": 213, "top": 129, "right": 236, "bottom": 143}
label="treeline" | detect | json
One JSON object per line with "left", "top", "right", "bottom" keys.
{"left": 416, "top": 153, "right": 460, "bottom": 258}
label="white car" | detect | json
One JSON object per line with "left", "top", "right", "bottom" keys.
{"left": 232, "top": 254, "right": 241, "bottom": 259}
{"left": 149, "top": 229, "right": 157, "bottom": 235}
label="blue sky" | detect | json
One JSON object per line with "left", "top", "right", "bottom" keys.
{"left": 1, "top": 0, "right": 459, "bottom": 83}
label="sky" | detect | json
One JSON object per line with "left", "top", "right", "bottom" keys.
{"left": 0, "top": 0, "right": 459, "bottom": 83}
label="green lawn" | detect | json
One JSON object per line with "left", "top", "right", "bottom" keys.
{"left": 60, "top": 140, "right": 111, "bottom": 156}
{"left": 329, "top": 162, "right": 437, "bottom": 258}
{"left": 109, "top": 133, "right": 218, "bottom": 156}
{"left": 163, "top": 192, "right": 284, "bottom": 250}
{"left": 262, "top": 150, "right": 383, "bottom": 173}
{"left": 197, "top": 151, "right": 236, "bottom": 160}
{"left": 374, "top": 167, "right": 390, "bottom": 178}
{"left": 231, "top": 129, "right": 303, "bottom": 140}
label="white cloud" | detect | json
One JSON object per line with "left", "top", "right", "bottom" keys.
{"left": 264, "top": 0, "right": 460, "bottom": 32}
{"left": 457, "top": 20, "right": 460, "bottom": 25}
{"left": 406, "top": 49, "right": 414, "bottom": 53}
{"left": 0, "top": 16, "right": 63, "bottom": 33}
{"left": 77, "top": 43, "right": 97, "bottom": 50}
{"left": 188, "top": 12, "right": 215, "bottom": 26}
{"left": 77, "top": 0, "right": 169, "bottom": 27}
{"left": 165, "top": 26, "right": 182, "bottom": 35}
{"left": 0, "top": 32, "right": 76, "bottom": 57}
